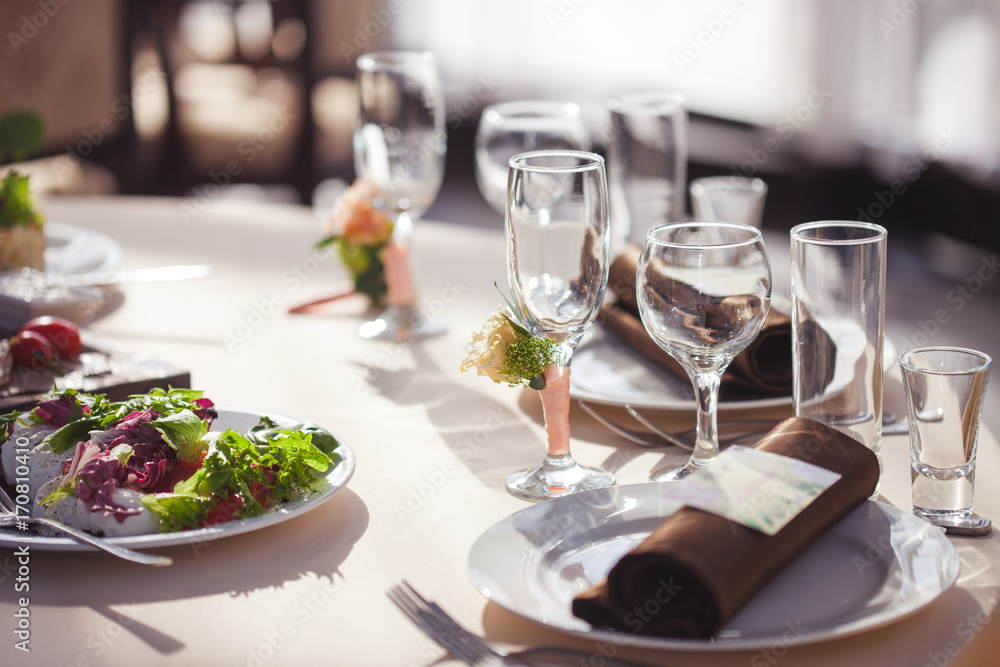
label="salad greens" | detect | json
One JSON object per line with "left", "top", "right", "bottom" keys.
{"left": 3, "top": 387, "right": 343, "bottom": 534}
{"left": 0, "top": 171, "right": 43, "bottom": 229}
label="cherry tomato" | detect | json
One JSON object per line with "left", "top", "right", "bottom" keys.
{"left": 10, "top": 330, "right": 56, "bottom": 370}
{"left": 17, "top": 316, "right": 82, "bottom": 358}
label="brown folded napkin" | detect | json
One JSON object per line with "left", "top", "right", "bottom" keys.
{"left": 571, "top": 417, "right": 880, "bottom": 639}
{"left": 600, "top": 245, "right": 792, "bottom": 399}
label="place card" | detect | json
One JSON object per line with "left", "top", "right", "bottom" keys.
{"left": 660, "top": 445, "right": 841, "bottom": 535}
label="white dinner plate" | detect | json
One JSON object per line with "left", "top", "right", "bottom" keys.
{"left": 0, "top": 408, "right": 356, "bottom": 551}
{"left": 467, "top": 483, "right": 959, "bottom": 651}
{"left": 570, "top": 323, "right": 791, "bottom": 411}
{"left": 571, "top": 323, "right": 898, "bottom": 412}
{"left": 44, "top": 221, "right": 123, "bottom": 275}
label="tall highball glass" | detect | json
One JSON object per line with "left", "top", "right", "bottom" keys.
{"left": 505, "top": 150, "right": 615, "bottom": 501}
{"left": 354, "top": 50, "right": 447, "bottom": 341}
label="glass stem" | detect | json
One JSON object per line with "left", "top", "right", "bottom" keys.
{"left": 540, "top": 365, "right": 573, "bottom": 460}
{"left": 691, "top": 370, "right": 724, "bottom": 466}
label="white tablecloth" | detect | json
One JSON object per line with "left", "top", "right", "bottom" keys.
{"left": 2, "top": 196, "right": 998, "bottom": 667}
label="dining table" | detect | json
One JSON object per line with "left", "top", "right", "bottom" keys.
{"left": 1, "top": 193, "right": 999, "bottom": 667}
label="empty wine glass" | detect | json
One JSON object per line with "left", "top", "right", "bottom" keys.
{"left": 354, "top": 50, "right": 447, "bottom": 341}
{"left": 505, "top": 150, "right": 615, "bottom": 501}
{"left": 475, "top": 101, "right": 590, "bottom": 215}
{"left": 637, "top": 222, "right": 771, "bottom": 481}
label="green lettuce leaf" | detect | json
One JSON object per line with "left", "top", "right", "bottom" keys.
{"left": 151, "top": 409, "right": 209, "bottom": 463}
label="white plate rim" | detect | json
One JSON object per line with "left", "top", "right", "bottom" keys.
{"left": 44, "top": 220, "right": 124, "bottom": 275}
{"left": 570, "top": 323, "right": 897, "bottom": 412}
{"left": 0, "top": 407, "right": 355, "bottom": 551}
{"left": 467, "top": 483, "right": 959, "bottom": 652}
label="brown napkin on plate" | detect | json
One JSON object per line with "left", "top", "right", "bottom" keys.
{"left": 571, "top": 417, "right": 880, "bottom": 639}
{"left": 600, "top": 245, "right": 793, "bottom": 399}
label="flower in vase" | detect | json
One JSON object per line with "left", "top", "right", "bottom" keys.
{"left": 460, "top": 307, "right": 558, "bottom": 389}
{"left": 317, "top": 179, "right": 394, "bottom": 303}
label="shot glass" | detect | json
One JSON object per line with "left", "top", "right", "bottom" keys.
{"left": 606, "top": 91, "right": 688, "bottom": 247}
{"left": 900, "top": 347, "right": 992, "bottom": 534}
{"left": 791, "top": 222, "right": 887, "bottom": 489}
{"left": 689, "top": 176, "right": 768, "bottom": 228}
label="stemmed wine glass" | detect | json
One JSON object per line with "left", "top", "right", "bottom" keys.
{"left": 475, "top": 101, "right": 590, "bottom": 215}
{"left": 637, "top": 222, "right": 771, "bottom": 481}
{"left": 353, "top": 50, "right": 447, "bottom": 341}
{"left": 505, "top": 150, "right": 615, "bottom": 501}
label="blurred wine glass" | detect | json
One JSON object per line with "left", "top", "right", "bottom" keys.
{"left": 354, "top": 50, "right": 447, "bottom": 341}
{"left": 637, "top": 222, "right": 771, "bottom": 481}
{"left": 505, "top": 150, "right": 615, "bottom": 501}
{"left": 475, "top": 101, "right": 589, "bottom": 215}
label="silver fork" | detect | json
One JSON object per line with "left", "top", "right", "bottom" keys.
{"left": 0, "top": 486, "right": 171, "bottom": 566}
{"left": 577, "top": 400, "right": 775, "bottom": 450}
{"left": 388, "top": 581, "right": 647, "bottom": 666}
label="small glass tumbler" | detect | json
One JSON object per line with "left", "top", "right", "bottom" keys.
{"left": 791, "top": 221, "right": 887, "bottom": 490}
{"left": 900, "top": 347, "right": 992, "bottom": 533}
{"left": 690, "top": 176, "right": 768, "bottom": 228}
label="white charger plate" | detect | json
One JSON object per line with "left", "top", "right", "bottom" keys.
{"left": 0, "top": 408, "right": 355, "bottom": 551}
{"left": 467, "top": 483, "right": 959, "bottom": 651}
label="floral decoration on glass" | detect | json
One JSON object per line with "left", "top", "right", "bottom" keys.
{"left": 314, "top": 179, "right": 394, "bottom": 306}
{"left": 460, "top": 304, "right": 559, "bottom": 390}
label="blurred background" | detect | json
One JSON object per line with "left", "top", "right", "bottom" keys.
{"left": 2, "top": 0, "right": 1000, "bottom": 256}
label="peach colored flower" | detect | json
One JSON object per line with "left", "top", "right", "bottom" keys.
{"left": 322, "top": 180, "right": 393, "bottom": 246}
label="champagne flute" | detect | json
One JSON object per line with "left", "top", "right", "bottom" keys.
{"left": 637, "top": 222, "right": 771, "bottom": 481}
{"left": 354, "top": 50, "right": 447, "bottom": 341}
{"left": 505, "top": 150, "right": 615, "bottom": 501}
{"left": 475, "top": 101, "right": 590, "bottom": 215}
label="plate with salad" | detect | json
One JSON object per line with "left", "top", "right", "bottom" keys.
{"left": 0, "top": 388, "right": 355, "bottom": 551}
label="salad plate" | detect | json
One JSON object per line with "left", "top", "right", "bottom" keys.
{"left": 44, "top": 221, "right": 123, "bottom": 276}
{"left": 467, "top": 483, "right": 959, "bottom": 652}
{"left": 0, "top": 407, "right": 355, "bottom": 551}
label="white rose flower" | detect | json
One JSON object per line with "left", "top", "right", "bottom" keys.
{"left": 460, "top": 308, "right": 520, "bottom": 384}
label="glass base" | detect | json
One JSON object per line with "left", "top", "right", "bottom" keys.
{"left": 913, "top": 508, "right": 991, "bottom": 536}
{"left": 649, "top": 456, "right": 711, "bottom": 482}
{"left": 358, "top": 305, "right": 447, "bottom": 342}
{"left": 505, "top": 454, "right": 615, "bottom": 502}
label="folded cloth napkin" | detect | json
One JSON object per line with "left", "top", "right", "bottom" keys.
{"left": 600, "top": 245, "right": 793, "bottom": 399}
{"left": 571, "top": 417, "right": 880, "bottom": 639}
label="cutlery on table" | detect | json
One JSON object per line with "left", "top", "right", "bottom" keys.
{"left": 577, "top": 400, "right": 776, "bottom": 451}
{"left": 388, "top": 581, "right": 650, "bottom": 666}
{"left": 578, "top": 400, "right": 909, "bottom": 450}
{"left": 0, "top": 486, "right": 171, "bottom": 567}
